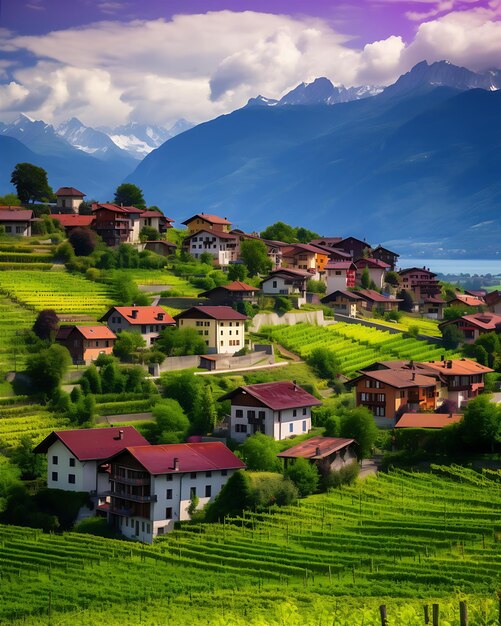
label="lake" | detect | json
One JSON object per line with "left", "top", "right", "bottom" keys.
{"left": 398, "top": 259, "right": 501, "bottom": 276}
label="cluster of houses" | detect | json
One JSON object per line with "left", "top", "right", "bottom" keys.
{"left": 33, "top": 351, "right": 491, "bottom": 542}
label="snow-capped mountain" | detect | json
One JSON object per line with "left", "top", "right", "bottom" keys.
{"left": 246, "top": 78, "right": 383, "bottom": 108}
{"left": 56, "top": 117, "right": 126, "bottom": 159}
{"left": 0, "top": 113, "right": 78, "bottom": 157}
{"left": 102, "top": 119, "right": 194, "bottom": 159}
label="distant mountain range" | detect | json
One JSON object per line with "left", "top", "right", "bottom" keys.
{"left": 1, "top": 60, "right": 500, "bottom": 257}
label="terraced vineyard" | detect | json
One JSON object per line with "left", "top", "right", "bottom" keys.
{"left": 0, "top": 466, "right": 499, "bottom": 625}
{"left": 373, "top": 314, "right": 441, "bottom": 337}
{"left": 0, "top": 270, "right": 114, "bottom": 316}
{"left": 270, "top": 322, "right": 459, "bottom": 376}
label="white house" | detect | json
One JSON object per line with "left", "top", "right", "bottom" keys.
{"left": 260, "top": 268, "right": 310, "bottom": 306}
{"left": 54, "top": 187, "right": 85, "bottom": 213}
{"left": 100, "top": 306, "right": 176, "bottom": 346}
{"left": 184, "top": 229, "right": 237, "bottom": 266}
{"left": 33, "top": 426, "right": 150, "bottom": 503}
{"left": 219, "top": 381, "right": 322, "bottom": 443}
{"left": 106, "top": 442, "right": 245, "bottom": 542}
{"left": 0, "top": 208, "right": 33, "bottom": 236}
{"left": 174, "top": 306, "right": 247, "bottom": 354}
{"left": 325, "top": 261, "right": 357, "bottom": 294}
{"left": 354, "top": 257, "right": 390, "bottom": 290}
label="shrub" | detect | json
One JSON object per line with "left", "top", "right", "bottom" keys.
{"left": 240, "top": 433, "right": 281, "bottom": 471}
{"left": 322, "top": 462, "right": 360, "bottom": 489}
{"left": 275, "top": 296, "right": 292, "bottom": 314}
{"left": 284, "top": 458, "right": 319, "bottom": 496}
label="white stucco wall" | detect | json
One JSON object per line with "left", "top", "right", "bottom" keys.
{"left": 46, "top": 440, "right": 98, "bottom": 493}
{"left": 230, "top": 404, "right": 311, "bottom": 441}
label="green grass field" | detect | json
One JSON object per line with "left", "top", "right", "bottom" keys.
{"left": 109, "top": 268, "right": 201, "bottom": 296}
{"left": 372, "top": 314, "right": 442, "bottom": 337}
{"left": 0, "top": 466, "right": 499, "bottom": 625}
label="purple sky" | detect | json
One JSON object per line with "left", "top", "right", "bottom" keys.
{"left": 0, "top": 0, "right": 499, "bottom": 126}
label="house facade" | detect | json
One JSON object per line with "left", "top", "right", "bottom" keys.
{"left": 325, "top": 262, "right": 357, "bottom": 294}
{"left": 198, "top": 281, "right": 258, "bottom": 307}
{"left": 139, "top": 211, "right": 173, "bottom": 236}
{"left": 321, "top": 289, "right": 362, "bottom": 317}
{"left": 56, "top": 325, "right": 116, "bottom": 364}
{"left": 356, "top": 289, "right": 402, "bottom": 313}
{"left": 336, "top": 237, "right": 372, "bottom": 260}
{"left": 182, "top": 213, "right": 232, "bottom": 234}
{"left": 485, "top": 290, "right": 501, "bottom": 314}
{"left": 184, "top": 229, "right": 237, "bottom": 265}
{"left": 54, "top": 187, "right": 85, "bottom": 213}
{"left": 354, "top": 258, "right": 390, "bottom": 290}
{"left": 277, "top": 436, "right": 358, "bottom": 472}
{"left": 219, "top": 381, "right": 321, "bottom": 442}
{"left": 260, "top": 268, "right": 310, "bottom": 305}
{"left": 371, "top": 245, "right": 399, "bottom": 271}
{"left": 439, "top": 313, "right": 501, "bottom": 344}
{"left": 92, "top": 203, "right": 133, "bottom": 246}
{"left": 399, "top": 267, "right": 441, "bottom": 302}
{"left": 106, "top": 442, "right": 245, "bottom": 542}
{"left": 281, "top": 243, "right": 329, "bottom": 275}
{"left": 0, "top": 208, "right": 33, "bottom": 236}
{"left": 420, "top": 296, "right": 446, "bottom": 320}
{"left": 100, "top": 306, "right": 175, "bottom": 346}
{"left": 174, "top": 306, "right": 247, "bottom": 354}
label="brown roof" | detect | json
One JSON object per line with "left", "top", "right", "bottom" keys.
{"left": 395, "top": 413, "right": 463, "bottom": 429}
{"left": 372, "top": 245, "right": 399, "bottom": 257}
{"left": 57, "top": 325, "right": 117, "bottom": 341}
{"left": 447, "top": 294, "right": 485, "bottom": 307}
{"left": 277, "top": 436, "right": 355, "bottom": 459}
{"left": 100, "top": 306, "right": 175, "bottom": 326}
{"left": 399, "top": 267, "right": 437, "bottom": 277}
{"left": 186, "top": 229, "right": 236, "bottom": 240}
{"left": 351, "top": 369, "right": 437, "bottom": 389}
{"left": 357, "top": 289, "right": 402, "bottom": 303}
{"left": 282, "top": 243, "right": 329, "bottom": 256}
{"left": 439, "top": 313, "right": 501, "bottom": 332}
{"left": 354, "top": 258, "right": 391, "bottom": 269}
{"left": 182, "top": 213, "right": 232, "bottom": 226}
{"left": 219, "top": 381, "right": 322, "bottom": 410}
{"left": 321, "top": 289, "right": 363, "bottom": 303}
{"left": 263, "top": 268, "right": 311, "bottom": 280}
{"left": 174, "top": 306, "right": 247, "bottom": 321}
{"left": 51, "top": 214, "right": 95, "bottom": 227}
{"left": 199, "top": 281, "right": 257, "bottom": 298}
{"left": 484, "top": 290, "right": 501, "bottom": 306}
{"left": 310, "top": 237, "right": 343, "bottom": 246}
{"left": 0, "top": 208, "right": 33, "bottom": 221}
{"left": 325, "top": 261, "right": 357, "bottom": 270}
{"left": 55, "top": 187, "right": 85, "bottom": 197}
{"left": 420, "top": 358, "right": 493, "bottom": 376}
{"left": 423, "top": 296, "right": 445, "bottom": 304}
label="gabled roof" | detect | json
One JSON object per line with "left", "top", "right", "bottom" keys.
{"left": 321, "top": 289, "right": 363, "bottom": 303}
{"left": 338, "top": 236, "right": 370, "bottom": 247}
{"left": 484, "top": 290, "right": 501, "bottom": 306}
{"left": 100, "top": 306, "right": 175, "bottom": 326}
{"left": 395, "top": 413, "right": 463, "bottom": 429}
{"left": 325, "top": 261, "right": 357, "bottom": 270}
{"left": 182, "top": 213, "right": 232, "bottom": 226}
{"left": 140, "top": 210, "right": 168, "bottom": 218}
{"left": 174, "top": 306, "right": 247, "bottom": 321}
{"left": 33, "top": 426, "right": 149, "bottom": 461}
{"left": 423, "top": 296, "right": 445, "bottom": 304}
{"left": 277, "top": 436, "right": 356, "bottom": 459}
{"left": 55, "top": 187, "right": 85, "bottom": 197}
{"left": 198, "top": 281, "right": 257, "bottom": 298}
{"left": 310, "top": 237, "right": 343, "bottom": 247}
{"left": 439, "top": 312, "right": 501, "bottom": 332}
{"left": 350, "top": 369, "right": 437, "bottom": 389}
{"left": 0, "top": 208, "right": 33, "bottom": 221}
{"left": 51, "top": 214, "right": 95, "bottom": 227}
{"left": 354, "top": 257, "right": 391, "bottom": 269}
{"left": 282, "top": 243, "right": 328, "bottom": 256}
{"left": 186, "top": 229, "right": 236, "bottom": 240}
{"left": 218, "top": 381, "right": 322, "bottom": 410}
{"left": 110, "top": 441, "right": 245, "bottom": 475}
{"left": 56, "top": 325, "right": 116, "bottom": 340}
{"left": 447, "top": 293, "right": 485, "bottom": 307}
{"left": 399, "top": 267, "right": 437, "bottom": 277}
{"left": 356, "top": 289, "right": 402, "bottom": 303}
{"left": 372, "top": 245, "right": 400, "bottom": 257}
{"left": 144, "top": 240, "right": 176, "bottom": 248}
{"left": 420, "top": 358, "right": 494, "bottom": 376}
{"left": 262, "top": 267, "right": 311, "bottom": 281}
{"left": 464, "top": 289, "right": 487, "bottom": 298}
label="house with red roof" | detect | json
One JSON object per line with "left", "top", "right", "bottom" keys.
{"left": 447, "top": 293, "right": 485, "bottom": 309}
{"left": 261, "top": 267, "right": 310, "bottom": 305}
{"left": 421, "top": 296, "right": 446, "bottom": 320}
{"left": 277, "top": 436, "right": 358, "bottom": 472}
{"left": 0, "top": 207, "right": 34, "bottom": 236}
{"left": 54, "top": 187, "right": 85, "bottom": 213}
{"left": 219, "top": 381, "right": 321, "bottom": 442}
{"left": 321, "top": 289, "right": 362, "bottom": 317}
{"left": 394, "top": 413, "right": 463, "bottom": 429}
{"left": 100, "top": 306, "right": 175, "bottom": 346}
{"left": 183, "top": 229, "right": 238, "bottom": 266}
{"left": 439, "top": 312, "right": 501, "bottom": 344}
{"left": 355, "top": 289, "right": 402, "bottom": 313}
{"left": 92, "top": 203, "right": 135, "bottom": 246}
{"left": 371, "top": 245, "right": 399, "bottom": 271}
{"left": 399, "top": 267, "right": 441, "bottom": 303}
{"left": 139, "top": 210, "right": 173, "bottom": 236}
{"left": 174, "top": 306, "right": 247, "bottom": 354}
{"left": 56, "top": 325, "right": 116, "bottom": 364}
{"left": 182, "top": 213, "right": 232, "bottom": 234}
{"left": 325, "top": 261, "right": 357, "bottom": 294}
{"left": 33, "top": 426, "right": 149, "bottom": 500}
{"left": 354, "top": 258, "right": 390, "bottom": 290}
{"left": 50, "top": 213, "right": 95, "bottom": 234}
{"left": 484, "top": 290, "right": 501, "bottom": 315}
{"left": 281, "top": 243, "right": 330, "bottom": 275}
{"left": 106, "top": 441, "right": 245, "bottom": 542}
{"left": 198, "top": 281, "right": 258, "bottom": 307}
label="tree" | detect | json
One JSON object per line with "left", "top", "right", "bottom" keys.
{"left": 152, "top": 399, "right": 190, "bottom": 442}
{"left": 296, "top": 227, "right": 320, "bottom": 243}
{"left": 162, "top": 371, "right": 204, "bottom": 416}
{"left": 460, "top": 394, "right": 501, "bottom": 451}
{"left": 140, "top": 226, "right": 160, "bottom": 242}
{"left": 68, "top": 228, "right": 97, "bottom": 256}
{"left": 284, "top": 457, "right": 319, "bottom": 497}
{"left": 397, "top": 289, "right": 414, "bottom": 313}
{"left": 10, "top": 435, "right": 46, "bottom": 480}
{"left": 81, "top": 363, "right": 102, "bottom": 394}
{"left": 10, "top": 163, "right": 53, "bottom": 204}
{"left": 0, "top": 193, "right": 21, "bottom": 206}
{"left": 205, "top": 470, "right": 252, "bottom": 522}
{"left": 307, "top": 347, "right": 341, "bottom": 382}
{"left": 384, "top": 271, "right": 401, "bottom": 288}
{"left": 240, "top": 433, "right": 281, "bottom": 471}
{"left": 339, "top": 407, "right": 378, "bottom": 459}
{"left": 441, "top": 324, "right": 464, "bottom": 350}
{"left": 199, "top": 251, "right": 214, "bottom": 266}
{"left": 443, "top": 306, "right": 477, "bottom": 322}
{"left": 260, "top": 221, "right": 297, "bottom": 243}
{"left": 191, "top": 384, "right": 218, "bottom": 434}
{"left": 227, "top": 264, "right": 249, "bottom": 282}
{"left": 156, "top": 327, "right": 207, "bottom": 357}
{"left": 113, "top": 183, "right": 145, "bottom": 208}
{"left": 113, "top": 331, "right": 146, "bottom": 362}
{"left": 26, "top": 344, "right": 71, "bottom": 396}
{"left": 240, "top": 239, "right": 272, "bottom": 276}
{"left": 361, "top": 267, "right": 370, "bottom": 289}
{"left": 306, "top": 278, "right": 326, "bottom": 294}
{"left": 32, "top": 309, "right": 59, "bottom": 341}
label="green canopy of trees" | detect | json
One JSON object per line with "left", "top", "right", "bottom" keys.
{"left": 10, "top": 163, "right": 53, "bottom": 204}
{"left": 240, "top": 239, "right": 272, "bottom": 276}
{"left": 113, "top": 183, "right": 146, "bottom": 209}
{"left": 260, "top": 221, "right": 320, "bottom": 244}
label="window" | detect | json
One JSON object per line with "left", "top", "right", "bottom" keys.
{"left": 302, "top": 408, "right": 307, "bottom": 415}
{"left": 141, "top": 521, "right": 145, "bottom": 532}
{"left": 141, "top": 325, "right": 146, "bottom": 333}
{"left": 247, "top": 410, "right": 255, "bottom": 419}
{"left": 190, "top": 487, "right": 197, "bottom": 499}
{"left": 166, "top": 474, "right": 173, "bottom": 481}
{"left": 146, "top": 523, "right": 150, "bottom": 534}
{"left": 335, "top": 271, "right": 341, "bottom": 275}
{"left": 289, "top": 423, "right": 294, "bottom": 433}
{"left": 16, "top": 226, "right": 22, "bottom": 234}
{"left": 52, "top": 455, "right": 58, "bottom": 465}
{"left": 204, "top": 330, "right": 208, "bottom": 336}
{"left": 205, "top": 471, "right": 212, "bottom": 478}
{"left": 235, "top": 409, "right": 243, "bottom": 418}
{"left": 258, "top": 411, "right": 265, "bottom": 420}
{"left": 220, "top": 330, "right": 223, "bottom": 335}
{"left": 205, "top": 485, "right": 212, "bottom": 498}
{"left": 69, "top": 457, "right": 75, "bottom": 467}
{"left": 68, "top": 474, "right": 75, "bottom": 484}
{"left": 235, "top": 424, "right": 248, "bottom": 433}
{"left": 166, "top": 489, "right": 172, "bottom": 499}
{"left": 376, "top": 394, "right": 385, "bottom": 402}
{"left": 190, "top": 472, "right": 197, "bottom": 479}
{"left": 221, "top": 469, "right": 228, "bottom": 476}
{"left": 165, "top": 507, "right": 172, "bottom": 519}
{"left": 292, "top": 409, "right": 297, "bottom": 417}
{"left": 52, "top": 472, "right": 58, "bottom": 481}
{"left": 302, "top": 420, "right": 307, "bottom": 432}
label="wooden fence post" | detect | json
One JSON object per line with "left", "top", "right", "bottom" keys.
{"left": 424, "top": 604, "right": 429, "bottom": 624}
{"left": 432, "top": 603, "right": 439, "bottom": 626}
{"left": 379, "top": 605, "right": 388, "bottom": 626}
{"left": 459, "top": 601, "right": 468, "bottom": 626}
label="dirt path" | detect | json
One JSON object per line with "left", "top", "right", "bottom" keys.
{"left": 274, "top": 342, "right": 302, "bottom": 362}
{"left": 97, "top": 412, "right": 152, "bottom": 424}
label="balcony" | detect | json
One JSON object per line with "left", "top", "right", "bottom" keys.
{"left": 108, "top": 504, "right": 133, "bottom": 516}
{"left": 110, "top": 474, "right": 150, "bottom": 486}
{"left": 106, "top": 491, "right": 157, "bottom": 503}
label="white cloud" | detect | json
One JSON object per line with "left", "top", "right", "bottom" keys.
{"left": 0, "top": 8, "right": 499, "bottom": 128}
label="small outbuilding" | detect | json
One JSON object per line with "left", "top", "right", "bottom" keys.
{"left": 277, "top": 436, "right": 358, "bottom": 473}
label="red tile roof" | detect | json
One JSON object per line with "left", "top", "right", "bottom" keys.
{"left": 33, "top": 426, "right": 149, "bottom": 460}
{"left": 51, "top": 214, "right": 95, "bottom": 227}
{"left": 0, "top": 208, "right": 33, "bottom": 221}
{"left": 448, "top": 293, "right": 485, "bottom": 307}
{"left": 395, "top": 413, "right": 463, "bottom": 429}
{"left": 424, "top": 296, "right": 445, "bottom": 304}
{"left": 140, "top": 210, "right": 168, "bottom": 218}
{"left": 352, "top": 369, "right": 437, "bottom": 389}
{"left": 354, "top": 257, "right": 391, "bottom": 269}
{"left": 325, "top": 261, "right": 357, "bottom": 270}
{"left": 221, "top": 281, "right": 257, "bottom": 292}
{"left": 57, "top": 325, "right": 117, "bottom": 340}
{"left": 420, "top": 358, "right": 493, "bottom": 376}
{"left": 439, "top": 313, "right": 501, "bottom": 332}
{"left": 115, "top": 441, "right": 245, "bottom": 474}
{"left": 55, "top": 187, "right": 85, "bottom": 197}
{"left": 182, "top": 213, "right": 232, "bottom": 226}
{"left": 219, "top": 381, "right": 322, "bottom": 410}
{"left": 174, "top": 306, "right": 247, "bottom": 321}
{"left": 277, "top": 436, "right": 356, "bottom": 459}
{"left": 100, "top": 306, "right": 175, "bottom": 326}
{"left": 357, "top": 289, "right": 402, "bottom": 303}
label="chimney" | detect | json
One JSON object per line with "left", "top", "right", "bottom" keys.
{"left": 114, "top": 429, "right": 124, "bottom": 440}
{"left": 173, "top": 458, "right": 179, "bottom": 471}
{"left": 411, "top": 372, "right": 416, "bottom": 381}
{"left": 131, "top": 309, "right": 138, "bottom": 319}
{"left": 447, "top": 360, "right": 452, "bottom": 369}
{"left": 315, "top": 446, "right": 321, "bottom": 457}
{"left": 157, "top": 312, "right": 164, "bottom": 321}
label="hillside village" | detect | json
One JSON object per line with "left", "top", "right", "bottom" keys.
{"left": 0, "top": 172, "right": 500, "bottom": 624}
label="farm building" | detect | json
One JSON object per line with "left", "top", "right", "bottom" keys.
{"left": 277, "top": 436, "right": 358, "bottom": 472}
